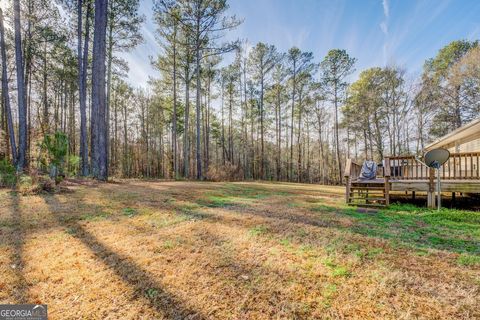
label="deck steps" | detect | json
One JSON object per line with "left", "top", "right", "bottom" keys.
{"left": 348, "top": 197, "right": 386, "bottom": 201}
{"left": 347, "top": 202, "right": 386, "bottom": 208}
{"left": 347, "top": 180, "right": 388, "bottom": 208}
{"left": 349, "top": 186, "right": 385, "bottom": 190}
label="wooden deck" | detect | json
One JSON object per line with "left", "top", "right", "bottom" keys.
{"left": 345, "top": 153, "right": 480, "bottom": 208}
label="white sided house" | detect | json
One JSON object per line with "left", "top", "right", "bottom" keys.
{"left": 426, "top": 117, "right": 480, "bottom": 153}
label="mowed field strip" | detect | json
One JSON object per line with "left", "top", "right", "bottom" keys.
{"left": 0, "top": 180, "right": 479, "bottom": 319}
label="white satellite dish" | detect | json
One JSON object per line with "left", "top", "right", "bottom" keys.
{"left": 424, "top": 148, "right": 450, "bottom": 210}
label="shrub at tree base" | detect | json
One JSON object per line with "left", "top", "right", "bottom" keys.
{"left": 0, "top": 160, "right": 56, "bottom": 193}
{"left": 17, "top": 173, "right": 56, "bottom": 195}
{"left": 40, "top": 131, "right": 69, "bottom": 184}
{"left": 206, "top": 162, "right": 244, "bottom": 182}
{"left": 0, "top": 158, "right": 16, "bottom": 187}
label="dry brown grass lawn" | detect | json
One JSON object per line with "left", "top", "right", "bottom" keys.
{"left": 0, "top": 180, "right": 479, "bottom": 319}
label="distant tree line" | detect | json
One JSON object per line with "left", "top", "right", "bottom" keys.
{"left": 0, "top": 0, "right": 479, "bottom": 184}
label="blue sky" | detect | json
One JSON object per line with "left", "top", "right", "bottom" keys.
{"left": 122, "top": 0, "right": 480, "bottom": 87}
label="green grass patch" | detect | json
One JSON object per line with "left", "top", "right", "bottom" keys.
{"left": 79, "top": 211, "right": 110, "bottom": 221}
{"left": 333, "top": 205, "right": 480, "bottom": 254}
{"left": 178, "top": 203, "right": 212, "bottom": 221}
{"left": 311, "top": 204, "right": 338, "bottom": 213}
{"left": 332, "top": 266, "right": 351, "bottom": 277}
{"left": 414, "top": 248, "right": 430, "bottom": 256}
{"left": 122, "top": 207, "right": 137, "bottom": 217}
{"left": 198, "top": 184, "right": 293, "bottom": 209}
{"left": 387, "top": 203, "right": 421, "bottom": 212}
{"left": 65, "top": 227, "right": 76, "bottom": 235}
{"left": 147, "top": 215, "right": 189, "bottom": 228}
{"left": 323, "top": 257, "right": 351, "bottom": 277}
{"left": 0, "top": 219, "right": 15, "bottom": 228}
{"left": 299, "top": 244, "right": 314, "bottom": 253}
{"left": 320, "top": 283, "right": 337, "bottom": 308}
{"left": 196, "top": 195, "right": 237, "bottom": 208}
{"left": 422, "top": 210, "right": 480, "bottom": 224}
{"left": 342, "top": 243, "right": 361, "bottom": 253}
{"left": 322, "top": 283, "right": 337, "bottom": 297}
{"left": 219, "top": 184, "right": 289, "bottom": 199}
{"left": 322, "top": 257, "right": 337, "bottom": 269}
{"left": 296, "top": 228, "right": 308, "bottom": 237}
{"left": 457, "top": 254, "right": 480, "bottom": 267}
{"left": 279, "top": 238, "right": 292, "bottom": 247}
{"left": 288, "top": 202, "right": 302, "bottom": 207}
{"left": 366, "top": 247, "right": 384, "bottom": 259}
{"left": 145, "top": 288, "right": 158, "bottom": 299}
{"left": 162, "top": 240, "right": 176, "bottom": 249}
{"left": 249, "top": 225, "right": 268, "bottom": 236}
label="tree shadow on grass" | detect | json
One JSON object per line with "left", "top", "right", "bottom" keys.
{"left": 127, "top": 183, "right": 480, "bottom": 255}
{"left": 41, "top": 194, "right": 206, "bottom": 320}
{"left": 185, "top": 183, "right": 480, "bottom": 256}
{"left": 8, "top": 192, "right": 29, "bottom": 303}
{"left": 91, "top": 183, "right": 341, "bottom": 234}
{"left": 66, "top": 181, "right": 480, "bottom": 258}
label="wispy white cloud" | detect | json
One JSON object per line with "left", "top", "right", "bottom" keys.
{"left": 388, "top": 0, "right": 451, "bottom": 56}
{"left": 382, "top": 0, "right": 390, "bottom": 18}
{"left": 380, "top": 22, "right": 388, "bottom": 35}
{"left": 121, "top": 0, "right": 475, "bottom": 88}
{"left": 318, "top": 0, "right": 346, "bottom": 51}
{"left": 121, "top": 0, "right": 160, "bottom": 88}
{"left": 380, "top": 0, "right": 390, "bottom": 64}
{"left": 467, "top": 25, "right": 480, "bottom": 40}
{"left": 285, "top": 27, "right": 310, "bottom": 48}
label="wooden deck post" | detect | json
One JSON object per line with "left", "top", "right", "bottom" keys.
{"left": 384, "top": 157, "right": 390, "bottom": 206}
{"left": 427, "top": 167, "right": 435, "bottom": 208}
{"left": 344, "top": 159, "right": 352, "bottom": 204}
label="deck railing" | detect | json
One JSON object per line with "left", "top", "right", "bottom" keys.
{"left": 344, "top": 159, "right": 362, "bottom": 181}
{"left": 385, "top": 152, "right": 480, "bottom": 180}
{"left": 345, "top": 152, "right": 480, "bottom": 208}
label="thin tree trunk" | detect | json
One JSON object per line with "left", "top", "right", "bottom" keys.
{"left": 24, "top": 0, "right": 32, "bottom": 160}
{"left": 306, "top": 122, "right": 311, "bottom": 182}
{"left": 195, "top": 25, "right": 201, "bottom": 179}
{"left": 91, "top": 0, "right": 108, "bottom": 180}
{"left": 81, "top": 1, "right": 91, "bottom": 175}
{"left": 297, "top": 88, "right": 303, "bottom": 182}
{"left": 106, "top": 6, "right": 114, "bottom": 175}
{"left": 113, "top": 85, "right": 118, "bottom": 173}
{"left": 172, "top": 23, "right": 177, "bottom": 178}
{"left": 243, "top": 61, "right": 248, "bottom": 178}
{"left": 13, "top": 0, "right": 27, "bottom": 171}
{"left": 260, "top": 70, "right": 264, "bottom": 179}
{"left": 205, "top": 72, "right": 211, "bottom": 173}
{"left": 0, "top": 8, "right": 17, "bottom": 163}
{"left": 289, "top": 60, "right": 296, "bottom": 180}
{"left": 1, "top": 98, "right": 5, "bottom": 157}
{"left": 334, "top": 81, "right": 341, "bottom": 183}
{"left": 275, "top": 86, "right": 280, "bottom": 180}
{"left": 78, "top": 0, "right": 87, "bottom": 176}
{"left": 183, "top": 74, "right": 190, "bottom": 177}
{"left": 42, "top": 41, "right": 48, "bottom": 132}
{"left": 228, "top": 85, "right": 233, "bottom": 164}
{"left": 26, "top": 68, "right": 32, "bottom": 160}
{"left": 250, "top": 91, "right": 255, "bottom": 178}
{"left": 123, "top": 100, "right": 128, "bottom": 176}
{"left": 221, "top": 81, "right": 226, "bottom": 165}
